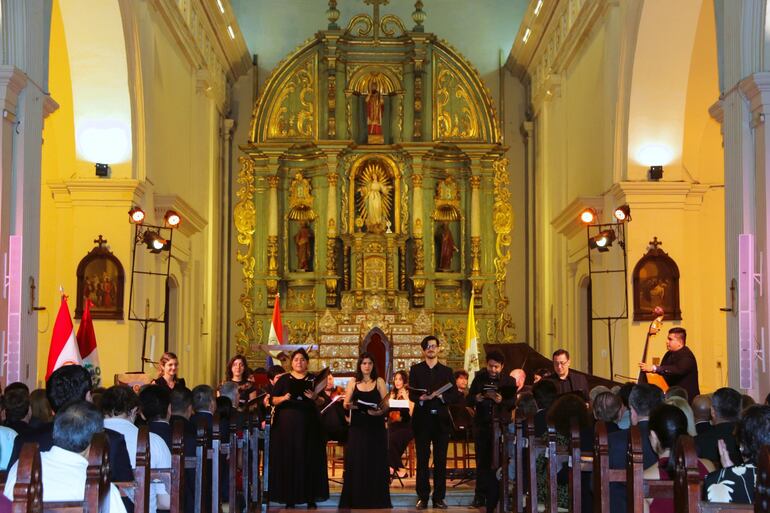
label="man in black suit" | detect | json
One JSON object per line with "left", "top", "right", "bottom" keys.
{"left": 548, "top": 349, "right": 590, "bottom": 400}
{"left": 639, "top": 327, "right": 700, "bottom": 402}
{"left": 607, "top": 383, "right": 664, "bottom": 513}
{"left": 531, "top": 379, "right": 557, "bottom": 437}
{"left": 695, "top": 387, "right": 742, "bottom": 467}
{"left": 409, "top": 335, "right": 460, "bottom": 510}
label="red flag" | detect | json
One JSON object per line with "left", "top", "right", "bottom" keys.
{"left": 268, "top": 292, "right": 283, "bottom": 345}
{"left": 46, "top": 296, "right": 82, "bottom": 380}
{"left": 76, "top": 299, "right": 101, "bottom": 386}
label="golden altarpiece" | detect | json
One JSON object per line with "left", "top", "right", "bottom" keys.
{"left": 234, "top": 0, "right": 514, "bottom": 374}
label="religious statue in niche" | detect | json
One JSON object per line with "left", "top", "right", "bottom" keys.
{"left": 366, "top": 83, "right": 384, "bottom": 144}
{"left": 294, "top": 221, "right": 314, "bottom": 271}
{"left": 632, "top": 237, "right": 682, "bottom": 321}
{"left": 356, "top": 161, "right": 393, "bottom": 233}
{"left": 436, "top": 222, "right": 459, "bottom": 272}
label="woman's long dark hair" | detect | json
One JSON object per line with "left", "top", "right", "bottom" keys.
{"left": 390, "top": 370, "right": 409, "bottom": 398}
{"left": 649, "top": 403, "right": 689, "bottom": 477}
{"left": 225, "top": 354, "right": 251, "bottom": 381}
{"left": 355, "top": 351, "right": 378, "bottom": 383}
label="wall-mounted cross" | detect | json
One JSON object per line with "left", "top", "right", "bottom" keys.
{"left": 648, "top": 236, "right": 662, "bottom": 250}
{"left": 364, "top": 0, "right": 389, "bottom": 41}
{"left": 94, "top": 235, "right": 108, "bottom": 248}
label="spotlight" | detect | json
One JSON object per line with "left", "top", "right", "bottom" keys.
{"left": 613, "top": 204, "right": 631, "bottom": 222}
{"left": 95, "top": 163, "right": 110, "bottom": 177}
{"left": 142, "top": 230, "right": 169, "bottom": 254}
{"left": 649, "top": 165, "right": 663, "bottom": 181}
{"left": 589, "top": 229, "right": 616, "bottom": 252}
{"left": 164, "top": 210, "right": 181, "bottom": 228}
{"left": 128, "top": 206, "right": 145, "bottom": 224}
{"left": 580, "top": 208, "right": 598, "bottom": 225}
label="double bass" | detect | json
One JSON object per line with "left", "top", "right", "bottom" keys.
{"left": 638, "top": 306, "right": 669, "bottom": 392}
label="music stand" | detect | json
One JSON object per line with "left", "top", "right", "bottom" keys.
{"left": 447, "top": 404, "right": 475, "bottom": 486}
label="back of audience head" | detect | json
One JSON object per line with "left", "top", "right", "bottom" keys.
{"left": 170, "top": 387, "right": 193, "bottom": 418}
{"left": 216, "top": 396, "right": 233, "bottom": 418}
{"left": 664, "top": 396, "right": 696, "bottom": 436}
{"left": 53, "top": 400, "right": 103, "bottom": 455}
{"left": 765, "top": 392, "right": 770, "bottom": 406}
{"left": 139, "top": 385, "right": 171, "bottom": 422}
{"left": 589, "top": 385, "right": 611, "bottom": 405}
{"left": 509, "top": 369, "right": 526, "bottom": 390}
{"left": 628, "top": 383, "right": 664, "bottom": 422}
{"left": 532, "top": 379, "right": 558, "bottom": 411}
{"left": 649, "top": 404, "right": 689, "bottom": 476}
{"left": 741, "top": 394, "right": 756, "bottom": 411}
{"left": 515, "top": 392, "right": 537, "bottom": 420}
{"left": 736, "top": 405, "right": 770, "bottom": 466}
{"left": 218, "top": 381, "right": 239, "bottom": 408}
{"left": 691, "top": 394, "right": 712, "bottom": 424}
{"left": 101, "top": 385, "right": 140, "bottom": 419}
{"left": 593, "top": 391, "right": 623, "bottom": 424}
{"left": 711, "top": 387, "right": 742, "bottom": 422}
{"left": 4, "top": 384, "right": 30, "bottom": 422}
{"left": 46, "top": 365, "right": 92, "bottom": 413}
{"left": 29, "top": 388, "right": 53, "bottom": 425}
{"left": 618, "top": 382, "right": 634, "bottom": 408}
{"left": 267, "top": 365, "right": 286, "bottom": 384}
{"left": 547, "top": 393, "right": 592, "bottom": 436}
{"left": 533, "top": 368, "right": 551, "bottom": 383}
{"left": 192, "top": 385, "right": 216, "bottom": 413}
{"left": 665, "top": 385, "right": 689, "bottom": 403}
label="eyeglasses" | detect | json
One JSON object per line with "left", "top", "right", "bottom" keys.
{"left": 425, "top": 344, "right": 438, "bottom": 350}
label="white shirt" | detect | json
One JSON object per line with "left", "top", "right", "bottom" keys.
{"left": 3, "top": 446, "right": 127, "bottom": 513}
{"left": 104, "top": 417, "right": 171, "bottom": 513}
{"left": 0, "top": 425, "right": 18, "bottom": 470}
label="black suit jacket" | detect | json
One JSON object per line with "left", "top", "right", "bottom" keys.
{"left": 695, "top": 421, "right": 741, "bottom": 467}
{"left": 169, "top": 415, "right": 197, "bottom": 513}
{"left": 655, "top": 346, "right": 700, "bottom": 401}
{"left": 408, "top": 361, "right": 460, "bottom": 433}
{"left": 148, "top": 420, "right": 172, "bottom": 450}
{"left": 547, "top": 372, "right": 589, "bottom": 400}
{"left": 695, "top": 421, "right": 711, "bottom": 435}
{"left": 607, "top": 421, "right": 657, "bottom": 513}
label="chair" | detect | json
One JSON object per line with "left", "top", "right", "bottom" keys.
{"left": 150, "top": 420, "right": 185, "bottom": 513}
{"left": 326, "top": 441, "right": 345, "bottom": 484}
{"left": 113, "top": 426, "right": 151, "bottom": 513}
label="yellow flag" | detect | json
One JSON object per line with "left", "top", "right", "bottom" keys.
{"left": 464, "top": 291, "right": 480, "bottom": 382}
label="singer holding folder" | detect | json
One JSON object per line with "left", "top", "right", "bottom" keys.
{"left": 339, "top": 352, "right": 392, "bottom": 509}
{"left": 408, "top": 335, "right": 461, "bottom": 510}
{"left": 269, "top": 349, "right": 329, "bottom": 509}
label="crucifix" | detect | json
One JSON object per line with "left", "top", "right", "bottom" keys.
{"left": 364, "top": 0, "right": 389, "bottom": 42}
{"left": 648, "top": 236, "right": 662, "bottom": 250}
{"left": 94, "top": 234, "right": 108, "bottom": 248}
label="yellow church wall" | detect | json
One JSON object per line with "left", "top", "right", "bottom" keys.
{"left": 37, "top": 0, "right": 227, "bottom": 387}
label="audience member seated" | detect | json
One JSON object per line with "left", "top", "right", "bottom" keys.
{"left": 645, "top": 404, "right": 715, "bottom": 513}
{"left": 29, "top": 389, "right": 53, "bottom": 430}
{"left": 102, "top": 385, "right": 172, "bottom": 513}
{"left": 589, "top": 385, "right": 611, "bottom": 406}
{"left": 3, "top": 400, "right": 127, "bottom": 513}
{"left": 765, "top": 392, "right": 769, "bottom": 406}
{"left": 592, "top": 391, "right": 623, "bottom": 433}
{"left": 0, "top": 408, "right": 16, "bottom": 471}
{"left": 691, "top": 394, "right": 712, "bottom": 435}
{"left": 8, "top": 365, "right": 134, "bottom": 488}
{"left": 513, "top": 392, "right": 537, "bottom": 421}
{"left": 454, "top": 369, "right": 469, "bottom": 399}
{"left": 704, "top": 404, "right": 770, "bottom": 504}
{"left": 608, "top": 383, "right": 664, "bottom": 513}
{"left": 191, "top": 384, "right": 229, "bottom": 441}
{"left": 169, "top": 387, "right": 196, "bottom": 513}
{"left": 532, "top": 368, "right": 551, "bottom": 383}
{"left": 695, "top": 387, "right": 742, "bottom": 468}
{"left": 531, "top": 379, "right": 557, "bottom": 437}
{"left": 616, "top": 382, "right": 634, "bottom": 429}
{"left": 664, "top": 385, "right": 689, "bottom": 403}
{"left": 664, "top": 395, "right": 697, "bottom": 436}
{"left": 3, "top": 383, "right": 31, "bottom": 436}
{"left": 741, "top": 394, "right": 755, "bottom": 410}
{"left": 139, "top": 385, "right": 173, "bottom": 449}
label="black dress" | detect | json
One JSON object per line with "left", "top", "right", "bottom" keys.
{"left": 152, "top": 376, "right": 186, "bottom": 390}
{"left": 339, "top": 385, "right": 392, "bottom": 509}
{"left": 387, "top": 394, "right": 413, "bottom": 471}
{"left": 268, "top": 373, "right": 329, "bottom": 506}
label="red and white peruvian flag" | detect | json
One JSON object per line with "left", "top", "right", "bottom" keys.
{"left": 45, "top": 296, "right": 82, "bottom": 380}
{"left": 76, "top": 299, "right": 101, "bottom": 386}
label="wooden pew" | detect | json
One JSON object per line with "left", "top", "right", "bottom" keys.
{"left": 591, "top": 422, "right": 642, "bottom": 513}
{"left": 523, "top": 415, "right": 547, "bottom": 513}
{"left": 13, "top": 434, "right": 111, "bottom": 513}
{"left": 150, "top": 421, "right": 185, "bottom": 513}
{"left": 114, "top": 426, "right": 151, "bottom": 513}
{"left": 192, "top": 418, "right": 211, "bottom": 513}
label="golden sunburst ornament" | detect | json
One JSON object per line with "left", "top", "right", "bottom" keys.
{"left": 356, "top": 162, "right": 393, "bottom": 233}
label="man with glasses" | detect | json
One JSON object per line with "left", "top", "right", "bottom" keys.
{"left": 408, "top": 335, "right": 460, "bottom": 510}
{"left": 548, "top": 349, "right": 589, "bottom": 400}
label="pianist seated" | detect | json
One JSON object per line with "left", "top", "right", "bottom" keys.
{"left": 3, "top": 400, "right": 127, "bottom": 513}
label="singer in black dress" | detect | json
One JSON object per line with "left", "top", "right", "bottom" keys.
{"left": 339, "top": 352, "right": 392, "bottom": 509}
{"left": 268, "top": 349, "right": 329, "bottom": 508}
{"left": 387, "top": 370, "right": 414, "bottom": 478}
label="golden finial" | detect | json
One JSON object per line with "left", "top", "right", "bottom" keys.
{"left": 412, "top": 0, "right": 426, "bottom": 31}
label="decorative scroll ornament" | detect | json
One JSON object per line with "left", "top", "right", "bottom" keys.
{"left": 288, "top": 173, "right": 316, "bottom": 220}
{"left": 380, "top": 15, "right": 407, "bottom": 37}
{"left": 234, "top": 156, "right": 258, "bottom": 353}
{"left": 356, "top": 161, "right": 394, "bottom": 233}
{"left": 492, "top": 157, "right": 515, "bottom": 341}
{"left": 267, "top": 55, "right": 316, "bottom": 139}
{"left": 432, "top": 176, "right": 461, "bottom": 221}
{"left": 435, "top": 60, "right": 480, "bottom": 140}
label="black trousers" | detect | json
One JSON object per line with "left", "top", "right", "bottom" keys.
{"left": 414, "top": 415, "right": 450, "bottom": 501}
{"left": 473, "top": 426, "right": 499, "bottom": 512}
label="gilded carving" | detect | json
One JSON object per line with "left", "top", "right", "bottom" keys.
{"left": 286, "top": 319, "right": 316, "bottom": 344}
{"left": 435, "top": 58, "right": 480, "bottom": 140}
{"left": 288, "top": 173, "right": 316, "bottom": 220}
{"left": 287, "top": 287, "right": 316, "bottom": 310}
{"left": 435, "top": 288, "right": 462, "bottom": 309}
{"left": 433, "top": 176, "right": 461, "bottom": 221}
{"left": 267, "top": 55, "right": 316, "bottom": 139}
{"left": 328, "top": 74, "right": 336, "bottom": 137}
{"left": 414, "top": 75, "right": 423, "bottom": 138}
{"left": 234, "top": 156, "right": 258, "bottom": 351}
{"left": 319, "top": 309, "right": 337, "bottom": 334}
{"left": 346, "top": 14, "right": 374, "bottom": 37}
{"left": 493, "top": 157, "right": 515, "bottom": 342}
{"left": 433, "top": 319, "right": 466, "bottom": 360}
{"left": 346, "top": 95, "right": 352, "bottom": 139}
{"left": 470, "top": 236, "right": 481, "bottom": 274}
{"left": 380, "top": 14, "right": 407, "bottom": 37}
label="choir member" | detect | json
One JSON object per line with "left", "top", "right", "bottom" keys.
{"left": 387, "top": 370, "right": 414, "bottom": 479}
{"left": 224, "top": 355, "right": 257, "bottom": 411}
{"left": 269, "top": 349, "right": 328, "bottom": 508}
{"left": 339, "top": 352, "right": 391, "bottom": 509}
{"left": 153, "top": 352, "right": 186, "bottom": 390}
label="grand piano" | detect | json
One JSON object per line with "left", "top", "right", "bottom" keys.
{"left": 484, "top": 342, "right": 620, "bottom": 389}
